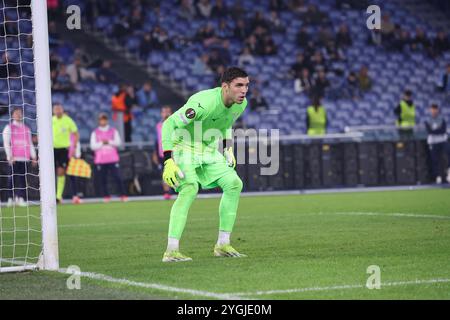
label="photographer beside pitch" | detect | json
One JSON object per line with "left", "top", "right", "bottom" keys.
{"left": 161, "top": 67, "right": 249, "bottom": 262}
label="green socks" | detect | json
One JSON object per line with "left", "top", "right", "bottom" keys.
{"left": 56, "top": 175, "right": 65, "bottom": 200}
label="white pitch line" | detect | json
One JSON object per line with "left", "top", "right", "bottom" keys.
{"left": 228, "top": 278, "right": 450, "bottom": 297}
{"left": 1, "top": 257, "right": 243, "bottom": 300}
{"left": 58, "top": 269, "right": 244, "bottom": 300}
{"left": 0, "top": 257, "right": 241, "bottom": 299}
{"left": 3, "top": 258, "right": 449, "bottom": 299}
{"left": 330, "top": 212, "right": 450, "bottom": 220}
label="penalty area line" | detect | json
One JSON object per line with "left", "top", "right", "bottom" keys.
{"left": 228, "top": 278, "right": 450, "bottom": 297}
{"left": 58, "top": 268, "right": 245, "bottom": 300}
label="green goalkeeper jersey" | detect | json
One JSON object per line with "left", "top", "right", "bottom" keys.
{"left": 162, "top": 87, "right": 247, "bottom": 161}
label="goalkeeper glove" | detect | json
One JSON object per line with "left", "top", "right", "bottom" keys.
{"left": 163, "top": 158, "right": 184, "bottom": 189}
{"left": 224, "top": 146, "right": 236, "bottom": 168}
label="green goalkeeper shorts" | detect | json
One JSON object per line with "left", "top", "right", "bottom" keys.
{"left": 173, "top": 151, "right": 236, "bottom": 191}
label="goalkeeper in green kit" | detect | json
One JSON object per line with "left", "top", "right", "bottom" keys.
{"left": 161, "top": 67, "right": 249, "bottom": 262}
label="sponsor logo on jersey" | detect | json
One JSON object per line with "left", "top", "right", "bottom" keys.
{"left": 185, "top": 108, "right": 196, "bottom": 119}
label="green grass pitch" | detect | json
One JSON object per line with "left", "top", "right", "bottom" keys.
{"left": 1, "top": 189, "right": 449, "bottom": 299}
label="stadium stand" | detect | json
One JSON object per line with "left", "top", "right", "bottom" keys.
{"left": 54, "top": 0, "right": 449, "bottom": 139}
{"left": 3, "top": 0, "right": 447, "bottom": 143}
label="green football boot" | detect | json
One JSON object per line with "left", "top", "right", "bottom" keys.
{"left": 162, "top": 250, "right": 192, "bottom": 262}
{"left": 214, "top": 244, "right": 247, "bottom": 258}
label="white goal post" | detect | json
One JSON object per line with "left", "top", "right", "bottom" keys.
{"left": 0, "top": 0, "right": 59, "bottom": 272}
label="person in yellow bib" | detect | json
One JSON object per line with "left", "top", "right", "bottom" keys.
{"left": 306, "top": 96, "right": 327, "bottom": 136}
{"left": 52, "top": 103, "right": 79, "bottom": 204}
{"left": 394, "top": 90, "right": 416, "bottom": 128}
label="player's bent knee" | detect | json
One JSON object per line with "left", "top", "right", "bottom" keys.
{"left": 226, "top": 175, "right": 243, "bottom": 193}
{"left": 179, "top": 183, "right": 199, "bottom": 197}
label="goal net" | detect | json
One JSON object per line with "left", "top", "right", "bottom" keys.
{"left": 0, "top": 0, "right": 58, "bottom": 272}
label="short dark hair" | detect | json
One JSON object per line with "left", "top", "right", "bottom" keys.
{"left": 430, "top": 104, "right": 439, "bottom": 110}
{"left": 98, "top": 112, "right": 109, "bottom": 120}
{"left": 220, "top": 67, "right": 248, "bottom": 84}
{"left": 404, "top": 90, "right": 412, "bottom": 96}
{"left": 12, "top": 107, "right": 22, "bottom": 114}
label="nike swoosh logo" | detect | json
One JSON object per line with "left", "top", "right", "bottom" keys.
{"left": 212, "top": 118, "right": 219, "bottom": 121}
{"left": 197, "top": 103, "right": 204, "bottom": 109}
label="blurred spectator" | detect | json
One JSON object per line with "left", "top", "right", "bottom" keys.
{"left": 312, "top": 70, "right": 330, "bottom": 98}
{"left": 357, "top": 65, "right": 372, "bottom": 93}
{"left": 290, "top": 52, "right": 312, "bottom": 78}
{"left": 74, "top": 47, "right": 102, "bottom": 69}
{"left": 216, "top": 19, "right": 231, "bottom": 39}
{"left": 192, "top": 54, "right": 213, "bottom": 75}
{"left": 262, "top": 35, "right": 278, "bottom": 55}
{"left": 336, "top": 24, "right": 352, "bottom": 48}
{"left": 230, "top": 3, "right": 245, "bottom": 20}
{"left": 66, "top": 58, "right": 96, "bottom": 85}
{"left": 249, "top": 88, "right": 269, "bottom": 112}
{"left": 245, "top": 34, "right": 264, "bottom": 56}
{"left": 268, "top": 10, "right": 285, "bottom": 33}
{"left": 424, "top": 104, "right": 449, "bottom": 184}
{"left": 238, "top": 47, "right": 255, "bottom": 67}
{"left": 217, "top": 40, "right": 232, "bottom": 66}
{"left": 151, "top": 26, "right": 173, "bottom": 51}
{"left": 208, "top": 49, "right": 226, "bottom": 72}
{"left": 111, "top": 84, "right": 128, "bottom": 143}
{"left": 392, "top": 29, "right": 411, "bottom": 52}
{"left": 137, "top": 81, "right": 159, "bottom": 109}
{"left": 179, "top": 0, "right": 196, "bottom": 20}
{"left": 196, "top": 0, "right": 213, "bottom": 19}
{"left": 250, "top": 11, "right": 269, "bottom": 33}
{"left": 128, "top": 7, "right": 144, "bottom": 32}
{"left": 303, "top": 4, "right": 328, "bottom": 25}
{"left": 124, "top": 85, "right": 137, "bottom": 142}
{"left": 294, "top": 68, "right": 313, "bottom": 94}
{"left": 51, "top": 64, "right": 75, "bottom": 92}
{"left": 113, "top": 15, "right": 131, "bottom": 41}
{"left": 317, "top": 26, "right": 333, "bottom": 47}
{"left": 289, "top": 0, "right": 308, "bottom": 16}
{"left": 310, "top": 51, "right": 328, "bottom": 73}
{"left": 343, "top": 71, "right": 359, "bottom": 100}
{"left": 411, "top": 28, "right": 431, "bottom": 52}
{"left": 139, "top": 32, "right": 152, "bottom": 58}
{"left": 296, "top": 26, "right": 310, "bottom": 47}
{"left": 211, "top": 0, "right": 228, "bottom": 17}
{"left": 323, "top": 40, "right": 345, "bottom": 62}
{"left": 0, "top": 53, "right": 19, "bottom": 78}
{"left": 233, "top": 19, "right": 249, "bottom": 41}
{"left": 269, "top": 0, "right": 285, "bottom": 11}
{"left": 195, "top": 23, "right": 220, "bottom": 46}
{"left": 380, "top": 14, "right": 395, "bottom": 44}
{"left": 437, "top": 64, "right": 450, "bottom": 93}
{"left": 394, "top": 90, "right": 416, "bottom": 128}
{"left": 90, "top": 113, "right": 128, "bottom": 202}
{"left": 97, "top": 60, "right": 119, "bottom": 84}
{"left": 431, "top": 31, "right": 450, "bottom": 57}
{"left": 50, "top": 53, "right": 61, "bottom": 72}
